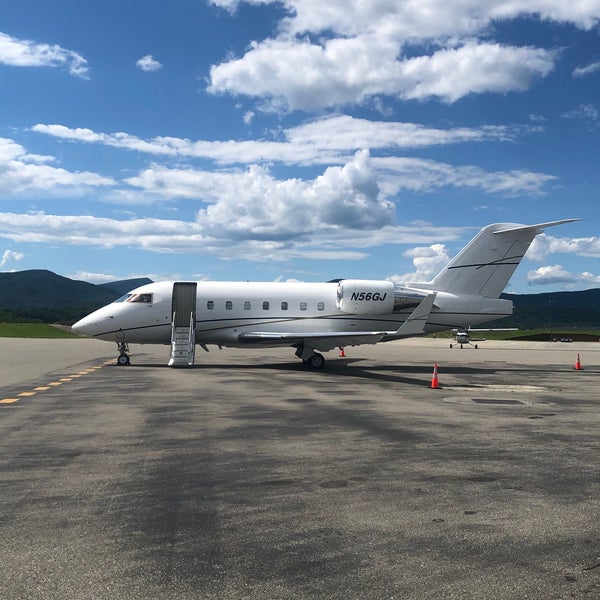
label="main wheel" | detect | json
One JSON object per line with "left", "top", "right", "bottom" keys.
{"left": 307, "top": 353, "right": 325, "bottom": 369}
{"left": 117, "top": 354, "right": 130, "bottom": 366}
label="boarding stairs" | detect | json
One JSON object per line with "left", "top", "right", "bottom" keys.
{"left": 168, "top": 311, "right": 196, "bottom": 367}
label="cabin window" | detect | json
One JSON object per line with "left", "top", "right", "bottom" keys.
{"left": 299, "top": 301, "right": 307, "bottom": 311}
{"left": 317, "top": 301, "right": 325, "bottom": 311}
{"left": 127, "top": 293, "right": 153, "bottom": 304}
{"left": 244, "top": 301, "right": 251, "bottom": 310}
{"left": 262, "top": 301, "right": 269, "bottom": 310}
{"left": 225, "top": 301, "right": 233, "bottom": 310}
{"left": 207, "top": 301, "right": 214, "bottom": 310}
{"left": 281, "top": 301, "right": 288, "bottom": 311}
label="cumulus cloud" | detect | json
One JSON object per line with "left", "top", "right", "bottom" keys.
{"left": 373, "top": 156, "right": 555, "bottom": 197}
{"left": 204, "top": 0, "right": 600, "bottom": 111}
{"left": 32, "top": 115, "right": 524, "bottom": 163}
{"left": 527, "top": 264, "right": 600, "bottom": 286}
{"left": 31, "top": 118, "right": 554, "bottom": 197}
{"left": 136, "top": 54, "right": 163, "bottom": 71}
{"left": 388, "top": 243, "right": 451, "bottom": 284}
{"left": 195, "top": 150, "right": 393, "bottom": 238}
{"left": 209, "top": 38, "right": 555, "bottom": 110}
{"left": 528, "top": 234, "right": 600, "bottom": 261}
{"left": 1, "top": 249, "right": 24, "bottom": 267}
{"left": 0, "top": 137, "right": 114, "bottom": 194}
{"left": 122, "top": 150, "right": 395, "bottom": 236}
{"left": 0, "top": 31, "right": 89, "bottom": 78}
{"left": 0, "top": 210, "right": 466, "bottom": 262}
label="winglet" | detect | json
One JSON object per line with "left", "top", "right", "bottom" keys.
{"left": 394, "top": 293, "right": 436, "bottom": 336}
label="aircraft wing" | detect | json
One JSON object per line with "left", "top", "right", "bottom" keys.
{"left": 392, "top": 293, "right": 436, "bottom": 336}
{"left": 238, "top": 330, "right": 388, "bottom": 351}
{"left": 238, "top": 292, "right": 437, "bottom": 350}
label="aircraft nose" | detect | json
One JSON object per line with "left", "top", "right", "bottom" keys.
{"left": 72, "top": 313, "right": 99, "bottom": 337}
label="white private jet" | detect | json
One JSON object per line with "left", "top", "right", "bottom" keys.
{"left": 72, "top": 220, "right": 576, "bottom": 368}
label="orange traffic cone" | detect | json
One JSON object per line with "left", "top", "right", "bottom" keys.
{"left": 339, "top": 347, "right": 346, "bottom": 357}
{"left": 574, "top": 353, "right": 583, "bottom": 370}
{"left": 430, "top": 363, "right": 441, "bottom": 389}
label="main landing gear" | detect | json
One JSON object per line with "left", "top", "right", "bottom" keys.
{"left": 116, "top": 341, "right": 131, "bottom": 366}
{"left": 295, "top": 345, "right": 326, "bottom": 369}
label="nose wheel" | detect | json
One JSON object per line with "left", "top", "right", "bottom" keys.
{"left": 116, "top": 342, "right": 131, "bottom": 366}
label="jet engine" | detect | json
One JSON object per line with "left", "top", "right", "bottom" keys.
{"left": 336, "top": 279, "right": 395, "bottom": 315}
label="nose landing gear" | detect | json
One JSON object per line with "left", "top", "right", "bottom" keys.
{"left": 116, "top": 342, "right": 131, "bottom": 366}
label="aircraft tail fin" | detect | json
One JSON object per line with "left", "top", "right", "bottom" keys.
{"left": 423, "top": 219, "right": 578, "bottom": 298}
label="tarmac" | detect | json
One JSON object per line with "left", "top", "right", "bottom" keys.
{"left": 0, "top": 337, "right": 599, "bottom": 599}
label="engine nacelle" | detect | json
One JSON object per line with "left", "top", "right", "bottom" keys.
{"left": 336, "top": 279, "right": 395, "bottom": 315}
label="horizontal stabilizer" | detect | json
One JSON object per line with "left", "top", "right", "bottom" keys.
{"left": 493, "top": 219, "right": 580, "bottom": 236}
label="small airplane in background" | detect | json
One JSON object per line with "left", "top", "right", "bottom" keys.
{"left": 451, "top": 328, "right": 479, "bottom": 349}
{"left": 449, "top": 327, "right": 518, "bottom": 349}
{"left": 72, "top": 219, "right": 576, "bottom": 368}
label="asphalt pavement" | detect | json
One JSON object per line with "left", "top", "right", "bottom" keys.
{"left": 0, "top": 338, "right": 599, "bottom": 599}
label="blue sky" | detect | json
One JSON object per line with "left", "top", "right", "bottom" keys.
{"left": 1, "top": 0, "right": 600, "bottom": 293}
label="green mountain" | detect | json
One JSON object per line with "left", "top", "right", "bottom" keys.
{"left": 486, "top": 289, "right": 600, "bottom": 330}
{"left": 0, "top": 270, "right": 152, "bottom": 323}
{"left": 98, "top": 278, "right": 154, "bottom": 296}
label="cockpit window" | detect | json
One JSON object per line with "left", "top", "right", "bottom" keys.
{"left": 114, "top": 293, "right": 133, "bottom": 303}
{"left": 127, "top": 293, "right": 153, "bottom": 303}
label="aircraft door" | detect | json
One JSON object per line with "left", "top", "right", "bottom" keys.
{"left": 172, "top": 282, "right": 197, "bottom": 326}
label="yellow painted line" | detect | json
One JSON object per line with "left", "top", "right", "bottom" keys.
{"left": 0, "top": 364, "right": 109, "bottom": 406}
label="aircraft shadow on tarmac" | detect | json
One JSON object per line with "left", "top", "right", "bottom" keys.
{"left": 112, "top": 356, "right": 568, "bottom": 388}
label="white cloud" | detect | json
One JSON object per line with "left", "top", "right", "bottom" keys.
{"left": 287, "top": 115, "right": 518, "bottom": 149}
{"left": 1, "top": 249, "right": 24, "bottom": 267}
{"left": 396, "top": 43, "right": 555, "bottom": 103}
{"left": 0, "top": 31, "right": 89, "bottom": 78}
{"left": 388, "top": 243, "right": 451, "bottom": 284}
{"left": 528, "top": 234, "right": 600, "bottom": 260}
{"left": 562, "top": 104, "right": 599, "bottom": 121}
{"left": 123, "top": 150, "right": 395, "bottom": 235}
{"left": 136, "top": 54, "right": 163, "bottom": 71}
{"left": 373, "top": 156, "right": 555, "bottom": 197}
{"left": 573, "top": 60, "right": 600, "bottom": 78}
{"left": 0, "top": 137, "right": 114, "bottom": 194}
{"left": 204, "top": 0, "right": 600, "bottom": 111}
{"left": 275, "top": 0, "right": 600, "bottom": 38}
{"left": 0, "top": 206, "right": 466, "bottom": 263}
{"left": 33, "top": 116, "right": 522, "bottom": 162}
{"left": 527, "top": 264, "right": 600, "bottom": 286}
{"left": 209, "top": 37, "right": 555, "bottom": 110}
